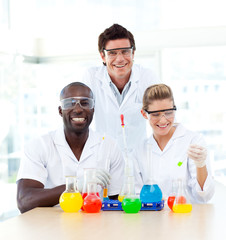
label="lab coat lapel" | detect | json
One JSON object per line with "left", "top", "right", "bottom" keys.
{"left": 79, "top": 130, "right": 100, "bottom": 162}
{"left": 53, "top": 127, "right": 77, "bottom": 161}
{"left": 171, "top": 124, "right": 187, "bottom": 142}
{"left": 149, "top": 124, "right": 187, "bottom": 155}
{"left": 95, "top": 67, "right": 119, "bottom": 107}
{"left": 147, "top": 136, "right": 162, "bottom": 155}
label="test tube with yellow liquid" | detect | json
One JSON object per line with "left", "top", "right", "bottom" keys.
{"left": 103, "top": 188, "right": 108, "bottom": 199}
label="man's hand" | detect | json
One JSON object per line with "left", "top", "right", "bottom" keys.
{"left": 77, "top": 169, "right": 111, "bottom": 193}
{"left": 96, "top": 169, "right": 111, "bottom": 188}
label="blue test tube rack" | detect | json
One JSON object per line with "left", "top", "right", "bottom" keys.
{"left": 101, "top": 199, "right": 164, "bottom": 211}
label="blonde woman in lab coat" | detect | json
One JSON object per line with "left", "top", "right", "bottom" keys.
{"left": 133, "top": 84, "right": 215, "bottom": 203}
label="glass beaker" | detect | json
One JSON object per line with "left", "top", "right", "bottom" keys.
{"left": 121, "top": 176, "right": 141, "bottom": 214}
{"left": 140, "top": 143, "right": 162, "bottom": 203}
{"left": 118, "top": 175, "right": 134, "bottom": 202}
{"left": 167, "top": 179, "right": 178, "bottom": 210}
{"left": 59, "top": 176, "right": 83, "bottom": 213}
{"left": 83, "top": 182, "right": 102, "bottom": 213}
{"left": 172, "top": 178, "right": 192, "bottom": 213}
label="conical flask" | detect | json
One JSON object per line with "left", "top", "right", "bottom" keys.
{"left": 140, "top": 143, "right": 162, "bottom": 202}
{"left": 172, "top": 178, "right": 192, "bottom": 213}
{"left": 167, "top": 179, "right": 178, "bottom": 210}
{"left": 59, "top": 176, "right": 83, "bottom": 213}
{"left": 83, "top": 182, "right": 102, "bottom": 213}
{"left": 122, "top": 176, "right": 141, "bottom": 214}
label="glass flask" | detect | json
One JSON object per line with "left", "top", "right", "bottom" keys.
{"left": 122, "top": 176, "right": 141, "bottom": 214}
{"left": 167, "top": 179, "right": 178, "bottom": 210}
{"left": 83, "top": 182, "right": 102, "bottom": 213}
{"left": 118, "top": 175, "right": 133, "bottom": 202}
{"left": 172, "top": 178, "right": 192, "bottom": 213}
{"left": 140, "top": 184, "right": 162, "bottom": 202}
{"left": 81, "top": 168, "right": 100, "bottom": 210}
{"left": 59, "top": 176, "right": 83, "bottom": 213}
{"left": 140, "top": 143, "right": 162, "bottom": 203}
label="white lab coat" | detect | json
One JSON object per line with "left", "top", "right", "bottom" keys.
{"left": 132, "top": 123, "right": 215, "bottom": 203}
{"left": 82, "top": 64, "right": 160, "bottom": 153}
{"left": 17, "top": 127, "right": 124, "bottom": 196}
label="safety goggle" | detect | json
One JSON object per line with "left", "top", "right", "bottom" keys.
{"left": 103, "top": 47, "right": 133, "bottom": 59}
{"left": 145, "top": 106, "right": 177, "bottom": 121}
{"left": 60, "top": 97, "right": 95, "bottom": 110}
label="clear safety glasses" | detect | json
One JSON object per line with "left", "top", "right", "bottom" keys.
{"left": 103, "top": 47, "right": 133, "bottom": 59}
{"left": 60, "top": 97, "right": 95, "bottom": 110}
{"left": 145, "top": 106, "right": 177, "bottom": 121}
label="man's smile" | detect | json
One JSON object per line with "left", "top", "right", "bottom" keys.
{"left": 113, "top": 63, "right": 127, "bottom": 68}
{"left": 71, "top": 117, "right": 86, "bottom": 123}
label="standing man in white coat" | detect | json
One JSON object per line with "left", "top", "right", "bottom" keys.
{"left": 82, "top": 24, "right": 160, "bottom": 153}
{"left": 17, "top": 82, "right": 124, "bottom": 213}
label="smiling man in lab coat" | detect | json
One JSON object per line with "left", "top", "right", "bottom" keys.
{"left": 82, "top": 24, "right": 160, "bottom": 153}
{"left": 17, "top": 82, "right": 124, "bottom": 213}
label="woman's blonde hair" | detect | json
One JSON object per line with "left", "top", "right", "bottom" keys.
{"left": 142, "top": 84, "right": 175, "bottom": 111}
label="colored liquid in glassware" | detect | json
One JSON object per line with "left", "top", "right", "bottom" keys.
{"left": 81, "top": 192, "right": 100, "bottom": 211}
{"left": 172, "top": 204, "right": 192, "bottom": 213}
{"left": 118, "top": 195, "right": 125, "bottom": 202}
{"left": 140, "top": 184, "right": 162, "bottom": 202}
{"left": 83, "top": 194, "right": 102, "bottom": 213}
{"left": 103, "top": 188, "right": 108, "bottom": 198}
{"left": 167, "top": 196, "right": 176, "bottom": 210}
{"left": 177, "top": 196, "right": 186, "bottom": 204}
{"left": 59, "top": 192, "right": 83, "bottom": 213}
{"left": 122, "top": 198, "right": 141, "bottom": 213}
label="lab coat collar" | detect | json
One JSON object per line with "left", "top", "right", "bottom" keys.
{"left": 147, "top": 123, "right": 186, "bottom": 154}
{"left": 95, "top": 67, "right": 118, "bottom": 107}
{"left": 53, "top": 126, "right": 101, "bottom": 162}
{"left": 95, "top": 66, "right": 109, "bottom": 86}
{"left": 53, "top": 126, "right": 68, "bottom": 146}
{"left": 171, "top": 123, "right": 187, "bottom": 140}
{"left": 95, "top": 65, "right": 140, "bottom": 108}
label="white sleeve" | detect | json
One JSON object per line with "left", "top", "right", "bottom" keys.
{"left": 16, "top": 137, "right": 49, "bottom": 185}
{"left": 187, "top": 134, "right": 215, "bottom": 203}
